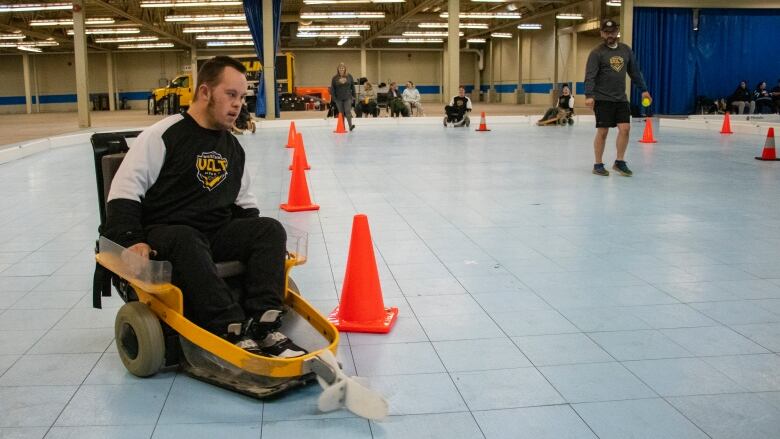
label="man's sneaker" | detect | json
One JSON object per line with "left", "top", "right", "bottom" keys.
{"left": 443, "top": 117, "right": 448, "bottom": 127}
{"left": 224, "top": 323, "right": 263, "bottom": 355}
{"left": 612, "top": 160, "right": 633, "bottom": 177}
{"left": 592, "top": 163, "right": 610, "bottom": 176}
{"left": 246, "top": 310, "right": 307, "bottom": 358}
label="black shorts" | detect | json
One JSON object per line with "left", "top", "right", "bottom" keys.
{"left": 594, "top": 100, "right": 631, "bottom": 128}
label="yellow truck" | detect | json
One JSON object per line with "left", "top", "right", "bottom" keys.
{"left": 147, "top": 56, "right": 292, "bottom": 115}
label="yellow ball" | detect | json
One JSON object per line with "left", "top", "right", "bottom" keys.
{"left": 642, "top": 97, "right": 651, "bottom": 107}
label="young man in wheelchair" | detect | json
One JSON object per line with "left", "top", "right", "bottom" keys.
{"left": 103, "top": 56, "right": 305, "bottom": 359}
{"left": 443, "top": 86, "right": 472, "bottom": 127}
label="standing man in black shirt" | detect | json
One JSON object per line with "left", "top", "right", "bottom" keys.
{"left": 104, "top": 56, "right": 305, "bottom": 358}
{"left": 584, "top": 19, "right": 652, "bottom": 177}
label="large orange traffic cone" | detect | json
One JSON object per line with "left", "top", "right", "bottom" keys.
{"left": 720, "top": 112, "right": 733, "bottom": 134}
{"left": 638, "top": 118, "right": 657, "bottom": 143}
{"left": 475, "top": 111, "right": 491, "bottom": 131}
{"left": 280, "top": 149, "right": 319, "bottom": 212}
{"left": 285, "top": 121, "right": 297, "bottom": 148}
{"left": 328, "top": 214, "right": 398, "bottom": 333}
{"left": 289, "top": 132, "right": 310, "bottom": 170}
{"left": 755, "top": 128, "right": 780, "bottom": 161}
{"left": 334, "top": 113, "right": 347, "bottom": 133}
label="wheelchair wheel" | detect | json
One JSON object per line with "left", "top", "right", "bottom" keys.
{"left": 115, "top": 301, "right": 165, "bottom": 377}
{"left": 147, "top": 97, "right": 156, "bottom": 115}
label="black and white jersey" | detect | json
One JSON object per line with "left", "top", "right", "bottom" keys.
{"left": 104, "top": 113, "right": 258, "bottom": 247}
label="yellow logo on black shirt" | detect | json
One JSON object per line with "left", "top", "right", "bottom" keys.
{"left": 610, "top": 56, "right": 625, "bottom": 72}
{"left": 195, "top": 151, "right": 228, "bottom": 191}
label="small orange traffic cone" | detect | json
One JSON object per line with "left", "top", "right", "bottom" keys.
{"left": 285, "top": 121, "right": 297, "bottom": 148}
{"left": 334, "top": 113, "right": 347, "bottom": 133}
{"left": 329, "top": 214, "right": 398, "bottom": 333}
{"left": 289, "top": 132, "right": 310, "bottom": 170}
{"left": 720, "top": 112, "right": 733, "bottom": 134}
{"left": 755, "top": 127, "right": 780, "bottom": 161}
{"left": 475, "top": 111, "right": 491, "bottom": 131}
{"left": 638, "top": 118, "right": 657, "bottom": 143}
{"left": 280, "top": 149, "right": 319, "bottom": 212}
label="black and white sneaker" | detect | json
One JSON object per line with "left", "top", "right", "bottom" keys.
{"left": 224, "top": 323, "right": 263, "bottom": 355}
{"left": 247, "top": 310, "right": 307, "bottom": 358}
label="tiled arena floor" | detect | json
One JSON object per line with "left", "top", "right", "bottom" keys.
{"left": 1, "top": 116, "right": 779, "bottom": 438}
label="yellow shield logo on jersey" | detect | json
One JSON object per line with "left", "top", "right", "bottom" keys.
{"left": 610, "top": 56, "right": 624, "bottom": 72}
{"left": 195, "top": 151, "right": 228, "bottom": 191}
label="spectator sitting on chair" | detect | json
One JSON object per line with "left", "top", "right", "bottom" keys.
{"left": 356, "top": 81, "right": 378, "bottom": 117}
{"left": 388, "top": 82, "right": 409, "bottom": 117}
{"left": 729, "top": 80, "right": 755, "bottom": 115}
{"left": 443, "top": 86, "right": 472, "bottom": 127}
{"left": 103, "top": 56, "right": 305, "bottom": 359}
{"left": 772, "top": 79, "right": 780, "bottom": 114}
{"left": 754, "top": 81, "right": 774, "bottom": 114}
{"left": 402, "top": 81, "right": 425, "bottom": 116}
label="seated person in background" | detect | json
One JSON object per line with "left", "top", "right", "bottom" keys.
{"left": 231, "top": 102, "right": 255, "bottom": 134}
{"left": 537, "top": 85, "right": 575, "bottom": 126}
{"left": 388, "top": 82, "right": 410, "bottom": 117}
{"left": 355, "top": 81, "right": 379, "bottom": 117}
{"left": 104, "top": 56, "right": 305, "bottom": 359}
{"left": 402, "top": 81, "right": 425, "bottom": 116}
{"left": 772, "top": 79, "right": 780, "bottom": 114}
{"left": 443, "top": 86, "right": 472, "bottom": 127}
{"left": 729, "top": 80, "right": 755, "bottom": 114}
{"left": 754, "top": 81, "right": 774, "bottom": 114}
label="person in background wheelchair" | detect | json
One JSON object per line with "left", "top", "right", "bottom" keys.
{"left": 231, "top": 102, "right": 256, "bottom": 134}
{"left": 443, "top": 85, "right": 472, "bottom": 127}
{"left": 537, "top": 84, "right": 575, "bottom": 126}
{"left": 103, "top": 56, "right": 305, "bottom": 359}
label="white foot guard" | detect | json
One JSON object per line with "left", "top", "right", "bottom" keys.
{"left": 309, "top": 350, "right": 388, "bottom": 421}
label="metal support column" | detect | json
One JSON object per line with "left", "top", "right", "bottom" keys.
{"left": 447, "top": 0, "right": 459, "bottom": 99}
{"left": 262, "top": 0, "right": 275, "bottom": 119}
{"left": 107, "top": 52, "right": 116, "bottom": 111}
{"left": 22, "top": 54, "right": 32, "bottom": 114}
{"left": 72, "top": 0, "right": 90, "bottom": 127}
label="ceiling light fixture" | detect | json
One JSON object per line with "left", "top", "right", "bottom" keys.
{"left": 388, "top": 38, "right": 442, "bottom": 43}
{"left": 440, "top": 12, "right": 521, "bottom": 19}
{"left": 95, "top": 36, "right": 159, "bottom": 43}
{"left": 490, "top": 32, "right": 512, "bottom": 38}
{"left": 304, "top": 0, "right": 403, "bottom": 3}
{"left": 205, "top": 41, "right": 255, "bottom": 46}
{"left": 0, "top": 33, "right": 25, "bottom": 40}
{"left": 467, "top": 38, "right": 486, "bottom": 43}
{"left": 297, "top": 24, "right": 370, "bottom": 31}
{"left": 606, "top": 1, "right": 621, "bottom": 6}
{"left": 0, "top": 3, "right": 72, "bottom": 13}
{"left": 299, "top": 12, "right": 385, "bottom": 19}
{"left": 182, "top": 25, "right": 249, "bottom": 33}
{"left": 402, "top": 31, "right": 463, "bottom": 37}
{"left": 118, "top": 42, "right": 175, "bottom": 49}
{"left": 518, "top": 23, "right": 542, "bottom": 29}
{"left": 30, "top": 18, "right": 115, "bottom": 26}
{"left": 418, "top": 22, "right": 488, "bottom": 29}
{"left": 337, "top": 37, "right": 348, "bottom": 45}
{"left": 555, "top": 13, "right": 583, "bottom": 19}
{"left": 141, "top": 0, "right": 242, "bottom": 7}
{"left": 297, "top": 31, "right": 361, "bottom": 38}
{"left": 195, "top": 34, "right": 253, "bottom": 40}
{"left": 471, "top": 0, "right": 507, "bottom": 2}
{"left": 67, "top": 28, "right": 141, "bottom": 35}
{"left": 17, "top": 46, "right": 42, "bottom": 52}
{"left": 165, "top": 14, "right": 245, "bottom": 22}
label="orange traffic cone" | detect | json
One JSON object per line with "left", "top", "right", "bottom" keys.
{"left": 328, "top": 214, "right": 398, "bottom": 333}
{"left": 334, "top": 113, "right": 347, "bottom": 133}
{"left": 289, "top": 132, "right": 310, "bottom": 170}
{"left": 280, "top": 149, "right": 319, "bottom": 212}
{"left": 285, "top": 121, "right": 297, "bottom": 148}
{"left": 720, "top": 112, "right": 733, "bottom": 134}
{"left": 755, "top": 127, "right": 780, "bottom": 161}
{"left": 638, "top": 118, "right": 657, "bottom": 143}
{"left": 475, "top": 111, "right": 491, "bottom": 131}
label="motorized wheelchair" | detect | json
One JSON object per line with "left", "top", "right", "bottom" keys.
{"left": 90, "top": 131, "right": 386, "bottom": 418}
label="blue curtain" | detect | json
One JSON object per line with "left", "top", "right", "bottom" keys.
{"left": 696, "top": 9, "right": 780, "bottom": 100}
{"left": 632, "top": 7, "right": 696, "bottom": 115}
{"left": 243, "top": 0, "right": 282, "bottom": 118}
